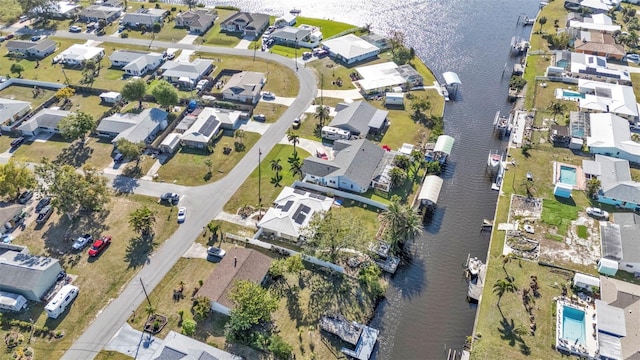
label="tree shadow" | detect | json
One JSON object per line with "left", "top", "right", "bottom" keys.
{"left": 498, "top": 317, "right": 518, "bottom": 347}
{"left": 519, "top": 342, "right": 531, "bottom": 355}
{"left": 54, "top": 141, "right": 93, "bottom": 167}
{"left": 124, "top": 236, "right": 157, "bottom": 268}
{"left": 40, "top": 209, "right": 111, "bottom": 258}
{"left": 112, "top": 175, "right": 140, "bottom": 194}
{"left": 123, "top": 165, "right": 143, "bottom": 179}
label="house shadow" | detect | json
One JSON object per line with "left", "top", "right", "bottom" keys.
{"left": 553, "top": 195, "right": 576, "bottom": 206}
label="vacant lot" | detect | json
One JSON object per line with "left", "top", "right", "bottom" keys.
{"left": 2, "top": 194, "right": 179, "bottom": 359}
{"left": 253, "top": 102, "right": 288, "bottom": 123}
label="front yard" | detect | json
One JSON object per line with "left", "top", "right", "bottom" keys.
{"left": 253, "top": 101, "right": 288, "bottom": 123}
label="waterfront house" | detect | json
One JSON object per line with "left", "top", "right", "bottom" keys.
{"left": 596, "top": 277, "right": 640, "bottom": 358}
{"left": 6, "top": 39, "right": 56, "bottom": 59}
{"left": 566, "top": 12, "right": 620, "bottom": 33}
{"left": 274, "top": 13, "right": 296, "bottom": 27}
{"left": 302, "top": 139, "right": 395, "bottom": 193}
{"left": 355, "top": 61, "right": 424, "bottom": 94}
{"left": 174, "top": 9, "right": 217, "bottom": 34}
{"left": 600, "top": 214, "right": 640, "bottom": 273}
{"left": 578, "top": 0, "right": 619, "bottom": 13}
{"left": 322, "top": 34, "right": 380, "bottom": 65}
{"left": 583, "top": 155, "right": 640, "bottom": 210}
{"left": 586, "top": 113, "right": 640, "bottom": 163}
{"left": 17, "top": 108, "right": 70, "bottom": 137}
{"left": 574, "top": 31, "right": 625, "bottom": 60}
{"left": 220, "top": 12, "right": 269, "bottom": 39}
{"left": 0, "top": 243, "right": 63, "bottom": 301}
{"left": 150, "top": 331, "right": 241, "bottom": 360}
{"left": 546, "top": 51, "right": 631, "bottom": 85}
{"left": 220, "top": 71, "right": 265, "bottom": 104}
{"left": 577, "top": 80, "right": 638, "bottom": 121}
{"left": 159, "top": 59, "right": 213, "bottom": 88}
{"left": 109, "top": 50, "right": 164, "bottom": 76}
{"left": 79, "top": 5, "right": 121, "bottom": 23}
{"left": 0, "top": 99, "right": 31, "bottom": 129}
{"left": 121, "top": 8, "right": 167, "bottom": 28}
{"left": 257, "top": 186, "right": 334, "bottom": 242}
{"left": 196, "top": 248, "right": 272, "bottom": 316}
{"left": 96, "top": 108, "right": 168, "bottom": 144}
{"left": 328, "top": 101, "right": 389, "bottom": 138}
{"left": 269, "top": 25, "right": 322, "bottom": 48}
{"left": 59, "top": 44, "right": 105, "bottom": 66}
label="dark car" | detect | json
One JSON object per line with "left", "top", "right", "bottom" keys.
{"left": 35, "top": 196, "right": 51, "bottom": 212}
{"left": 160, "top": 192, "right": 180, "bottom": 204}
{"left": 6, "top": 34, "right": 14, "bottom": 40}
{"left": 36, "top": 205, "right": 53, "bottom": 224}
{"left": 17, "top": 190, "right": 33, "bottom": 204}
{"left": 31, "top": 35, "right": 41, "bottom": 42}
{"left": 10, "top": 137, "right": 25, "bottom": 148}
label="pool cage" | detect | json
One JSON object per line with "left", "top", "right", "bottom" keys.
{"left": 570, "top": 111, "right": 591, "bottom": 139}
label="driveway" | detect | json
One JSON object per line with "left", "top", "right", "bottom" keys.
{"left": 235, "top": 37, "right": 253, "bottom": 49}
{"left": 178, "top": 34, "right": 199, "bottom": 45}
{"left": 104, "top": 323, "right": 162, "bottom": 360}
{"left": 238, "top": 120, "right": 271, "bottom": 135}
{"left": 278, "top": 135, "right": 333, "bottom": 160}
{"left": 261, "top": 96, "right": 295, "bottom": 106}
{"left": 319, "top": 88, "right": 363, "bottom": 100}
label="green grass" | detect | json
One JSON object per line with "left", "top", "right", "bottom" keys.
{"left": 528, "top": 0, "right": 568, "bottom": 52}
{"left": 295, "top": 16, "right": 357, "bottom": 38}
{"left": 12, "top": 134, "right": 73, "bottom": 163}
{"left": 576, "top": 225, "right": 588, "bottom": 239}
{"left": 156, "top": 132, "right": 261, "bottom": 186}
{"left": 253, "top": 102, "right": 288, "bottom": 123}
{"left": 331, "top": 202, "right": 381, "bottom": 239}
{"left": 541, "top": 199, "right": 578, "bottom": 236}
{"left": 0, "top": 85, "right": 55, "bottom": 109}
{"left": 201, "top": 9, "right": 244, "bottom": 47}
{"left": 0, "top": 0, "right": 22, "bottom": 23}
{"left": 94, "top": 351, "right": 133, "bottom": 360}
{"left": 223, "top": 144, "right": 310, "bottom": 213}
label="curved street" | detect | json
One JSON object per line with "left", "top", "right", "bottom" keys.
{"left": 54, "top": 32, "right": 318, "bottom": 359}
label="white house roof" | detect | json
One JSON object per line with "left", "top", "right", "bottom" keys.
{"left": 578, "top": 80, "right": 638, "bottom": 118}
{"left": 418, "top": 175, "right": 443, "bottom": 205}
{"left": 355, "top": 62, "right": 408, "bottom": 91}
{"left": 580, "top": 0, "right": 614, "bottom": 11}
{"left": 257, "top": 186, "right": 333, "bottom": 239}
{"left": 97, "top": 108, "right": 167, "bottom": 143}
{"left": 17, "top": 108, "right": 70, "bottom": 132}
{"left": 443, "top": 71, "right": 461, "bottom": 85}
{"left": 597, "top": 299, "right": 627, "bottom": 336}
{"left": 322, "top": 34, "right": 378, "bottom": 60}
{"left": 60, "top": 44, "right": 104, "bottom": 62}
{"left": 123, "top": 53, "right": 163, "bottom": 73}
{"left": 587, "top": 113, "right": 640, "bottom": 157}
{"left": 151, "top": 331, "right": 242, "bottom": 360}
{"left": 196, "top": 107, "right": 242, "bottom": 128}
{"left": 573, "top": 273, "right": 600, "bottom": 288}
{"left": 0, "top": 99, "right": 31, "bottom": 121}
{"left": 560, "top": 51, "right": 630, "bottom": 82}
{"left": 160, "top": 132, "right": 180, "bottom": 149}
{"left": 569, "top": 13, "right": 620, "bottom": 32}
{"left": 99, "top": 91, "right": 121, "bottom": 100}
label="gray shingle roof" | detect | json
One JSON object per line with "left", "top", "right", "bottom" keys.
{"left": 221, "top": 12, "right": 269, "bottom": 30}
{"left": 160, "top": 59, "right": 213, "bottom": 81}
{"left": 601, "top": 221, "right": 623, "bottom": 260}
{"left": 0, "top": 244, "right": 62, "bottom": 301}
{"left": 97, "top": 108, "right": 167, "bottom": 143}
{"left": 123, "top": 53, "right": 163, "bottom": 73}
{"left": 176, "top": 9, "right": 216, "bottom": 28}
{"left": 109, "top": 50, "right": 148, "bottom": 64}
{"left": 80, "top": 5, "right": 120, "bottom": 19}
{"left": 6, "top": 39, "right": 55, "bottom": 52}
{"left": 270, "top": 26, "right": 311, "bottom": 41}
{"left": 17, "top": 108, "right": 70, "bottom": 132}
{"left": 0, "top": 98, "right": 31, "bottom": 121}
{"left": 329, "top": 101, "right": 388, "bottom": 136}
{"left": 221, "top": 71, "right": 264, "bottom": 98}
{"left": 595, "top": 155, "right": 640, "bottom": 205}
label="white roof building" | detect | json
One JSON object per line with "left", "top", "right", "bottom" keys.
{"left": 321, "top": 34, "right": 380, "bottom": 64}
{"left": 257, "top": 186, "right": 334, "bottom": 241}
{"left": 568, "top": 13, "right": 621, "bottom": 32}
{"left": 578, "top": 79, "right": 639, "bottom": 120}
{"left": 587, "top": 113, "right": 640, "bottom": 162}
{"left": 59, "top": 44, "right": 104, "bottom": 64}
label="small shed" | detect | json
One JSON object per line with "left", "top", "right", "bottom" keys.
{"left": 573, "top": 273, "right": 600, "bottom": 291}
{"left": 399, "top": 143, "right": 414, "bottom": 156}
{"left": 385, "top": 92, "right": 404, "bottom": 106}
{"left": 160, "top": 133, "right": 181, "bottom": 153}
{"left": 553, "top": 182, "right": 573, "bottom": 198}
{"left": 99, "top": 91, "right": 122, "bottom": 104}
{"left": 0, "top": 291, "right": 27, "bottom": 312}
{"left": 599, "top": 258, "right": 618, "bottom": 276}
{"left": 418, "top": 175, "right": 444, "bottom": 207}
{"left": 569, "top": 137, "right": 583, "bottom": 150}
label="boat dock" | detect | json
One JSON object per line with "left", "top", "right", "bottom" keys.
{"left": 466, "top": 256, "right": 487, "bottom": 302}
{"left": 493, "top": 111, "right": 513, "bottom": 137}
{"left": 320, "top": 315, "right": 379, "bottom": 360}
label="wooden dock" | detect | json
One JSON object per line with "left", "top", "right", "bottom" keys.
{"left": 467, "top": 258, "right": 487, "bottom": 302}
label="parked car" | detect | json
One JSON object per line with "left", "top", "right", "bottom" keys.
{"left": 292, "top": 117, "right": 301, "bottom": 129}
{"left": 6, "top": 34, "right": 14, "bottom": 40}
{"left": 302, "top": 52, "right": 312, "bottom": 60}
{"left": 17, "top": 190, "right": 33, "bottom": 204}
{"left": 177, "top": 207, "right": 186, "bottom": 223}
{"left": 196, "top": 79, "right": 209, "bottom": 91}
{"left": 19, "top": 15, "right": 28, "bottom": 23}
{"left": 207, "top": 246, "right": 226, "bottom": 258}
{"left": 31, "top": 35, "right": 41, "bottom": 42}
{"left": 262, "top": 91, "right": 275, "bottom": 100}
{"left": 35, "top": 196, "right": 51, "bottom": 212}
{"left": 160, "top": 192, "right": 180, "bottom": 204}
{"left": 113, "top": 152, "right": 124, "bottom": 163}
{"left": 253, "top": 114, "right": 266, "bottom": 122}
{"left": 586, "top": 207, "right": 609, "bottom": 220}
{"left": 166, "top": 52, "right": 175, "bottom": 60}
{"left": 0, "top": 37, "right": 5, "bottom": 42}
{"left": 627, "top": 53, "right": 640, "bottom": 62}
{"left": 10, "top": 137, "right": 25, "bottom": 148}
{"left": 72, "top": 234, "right": 92, "bottom": 251}
{"left": 36, "top": 205, "right": 53, "bottom": 224}
{"left": 69, "top": 26, "right": 82, "bottom": 33}
{"left": 88, "top": 235, "right": 111, "bottom": 257}
{"left": 118, "top": 25, "right": 125, "bottom": 33}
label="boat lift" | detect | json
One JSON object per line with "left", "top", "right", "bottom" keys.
{"left": 442, "top": 71, "right": 461, "bottom": 100}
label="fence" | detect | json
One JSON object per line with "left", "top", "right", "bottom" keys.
{"left": 0, "top": 78, "right": 65, "bottom": 92}
{"left": 292, "top": 180, "right": 388, "bottom": 210}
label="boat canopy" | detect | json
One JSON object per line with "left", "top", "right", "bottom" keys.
{"left": 418, "top": 175, "right": 444, "bottom": 205}
{"left": 442, "top": 72, "right": 461, "bottom": 86}
{"left": 434, "top": 135, "right": 455, "bottom": 155}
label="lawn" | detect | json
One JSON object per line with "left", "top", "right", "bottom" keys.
{"left": 202, "top": 9, "right": 244, "bottom": 47}
{"left": 0, "top": 0, "right": 22, "bottom": 23}
{"left": 0, "top": 85, "right": 55, "bottom": 109}
{"left": 195, "top": 53, "right": 300, "bottom": 97}
{"left": 291, "top": 111, "right": 319, "bottom": 141}
{"left": 156, "top": 132, "right": 261, "bottom": 186}
{"left": 12, "top": 134, "right": 73, "bottom": 163}
{"left": 94, "top": 351, "right": 133, "bottom": 360}
{"left": 294, "top": 17, "right": 357, "bottom": 38}
{"left": 223, "top": 144, "right": 310, "bottom": 214}
{"left": 330, "top": 203, "right": 382, "bottom": 239}
{"left": 528, "top": 0, "right": 569, "bottom": 52}
{"left": 14, "top": 135, "right": 114, "bottom": 170}
{"left": 306, "top": 56, "right": 358, "bottom": 90}
{"left": 2, "top": 194, "right": 179, "bottom": 359}
{"left": 541, "top": 199, "right": 579, "bottom": 236}
{"left": 253, "top": 101, "right": 288, "bottom": 123}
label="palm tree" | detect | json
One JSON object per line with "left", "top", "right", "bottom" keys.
{"left": 389, "top": 167, "right": 407, "bottom": 189}
{"left": 547, "top": 101, "right": 567, "bottom": 122}
{"left": 287, "top": 130, "right": 300, "bottom": 154}
{"left": 501, "top": 253, "right": 515, "bottom": 280}
{"left": 270, "top": 159, "right": 282, "bottom": 174}
{"left": 382, "top": 197, "right": 423, "bottom": 253}
{"left": 288, "top": 152, "right": 303, "bottom": 180}
{"left": 129, "top": 206, "right": 157, "bottom": 238}
{"left": 493, "top": 278, "right": 516, "bottom": 308}
{"left": 314, "top": 105, "right": 330, "bottom": 129}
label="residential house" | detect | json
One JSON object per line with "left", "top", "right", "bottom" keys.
{"left": 220, "top": 12, "right": 269, "bottom": 39}
{"left": 567, "top": 12, "right": 621, "bottom": 33}
{"left": 177, "top": 107, "right": 243, "bottom": 137}
{"left": 59, "top": 44, "right": 105, "bottom": 66}
{"left": 150, "top": 331, "right": 242, "bottom": 360}
{"left": 159, "top": 59, "right": 213, "bottom": 88}
{"left": 546, "top": 51, "right": 631, "bottom": 85}
{"left": 583, "top": 155, "right": 640, "bottom": 210}
{"left": 6, "top": 39, "right": 56, "bottom": 58}
{"left": 0, "top": 243, "right": 63, "bottom": 301}
{"left": 36, "top": 1, "right": 80, "bottom": 19}
{"left": 17, "top": 108, "right": 70, "bottom": 137}
{"left": 355, "top": 61, "right": 424, "bottom": 94}
{"left": 321, "top": 34, "right": 380, "bottom": 64}
{"left": 257, "top": 186, "right": 334, "bottom": 241}
{"left": 220, "top": 71, "right": 265, "bottom": 104}
{"left": 577, "top": 80, "right": 638, "bottom": 121}
{"left": 179, "top": 111, "right": 220, "bottom": 149}
{"left": 99, "top": 91, "right": 122, "bottom": 104}
{"left": 575, "top": 31, "right": 625, "bottom": 60}
{"left": 596, "top": 277, "right": 640, "bottom": 359}
{"left": 96, "top": 108, "right": 168, "bottom": 144}
{"left": 109, "top": 50, "right": 164, "bottom": 76}
{"left": 121, "top": 8, "right": 167, "bottom": 28}
{"left": 196, "top": 248, "right": 272, "bottom": 316}
{"left": 302, "top": 139, "right": 394, "bottom": 193}
{"left": 174, "top": 9, "right": 217, "bottom": 34}
{"left": 0, "top": 99, "right": 31, "bottom": 130}
{"left": 586, "top": 113, "right": 640, "bottom": 163}
{"left": 328, "top": 101, "right": 388, "bottom": 138}
{"left": 269, "top": 25, "right": 322, "bottom": 48}
{"left": 601, "top": 213, "right": 640, "bottom": 274}
{"left": 578, "top": 0, "right": 619, "bottom": 13}
{"left": 79, "top": 5, "right": 121, "bottom": 23}
{"left": 99, "top": 0, "right": 123, "bottom": 8}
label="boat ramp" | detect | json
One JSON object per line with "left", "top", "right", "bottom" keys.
{"left": 320, "top": 315, "right": 379, "bottom": 360}
{"left": 465, "top": 255, "right": 486, "bottom": 303}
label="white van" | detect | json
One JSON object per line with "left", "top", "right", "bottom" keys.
{"left": 45, "top": 285, "right": 79, "bottom": 319}
{"left": 321, "top": 126, "right": 351, "bottom": 141}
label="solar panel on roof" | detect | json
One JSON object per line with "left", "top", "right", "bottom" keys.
{"left": 199, "top": 118, "right": 219, "bottom": 137}
{"left": 294, "top": 213, "right": 307, "bottom": 225}
{"left": 278, "top": 200, "right": 294, "bottom": 212}
{"left": 293, "top": 189, "right": 306, "bottom": 195}
{"left": 299, "top": 205, "right": 311, "bottom": 214}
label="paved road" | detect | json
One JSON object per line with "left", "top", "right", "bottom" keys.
{"left": 59, "top": 32, "right": 317, "bottom": 360}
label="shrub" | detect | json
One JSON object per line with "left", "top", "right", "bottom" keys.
{"left": 170, "top": 6, "right": 177, "bottom": 11}
{"left": 182, "top": 319, "right": 197, "bottom": 336}
{"left": 192, "top": 295, "right": 211, "bottom": 321}
{"left": 120, "top": 32, "right": 129, "bottom": 38}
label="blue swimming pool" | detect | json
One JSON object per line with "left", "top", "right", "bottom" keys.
{"left": 559, "top": 165, "right": 577, "bottom": 186}
{"left": 562, "top": 306, "right": 586, "bottom": 346}
{"left": 562, "top": 90, "right": 585, "bottom": 99}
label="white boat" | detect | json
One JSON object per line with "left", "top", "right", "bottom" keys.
{"left": 442, "top": 87, "right": 450, "bottom": 102}
{"left": 488, "top": 151, "right": 502, "bottom": 170}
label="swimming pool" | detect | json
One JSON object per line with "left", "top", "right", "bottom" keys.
{"left": 562, "top": 306, "right": 586, "bottom": 346}
{"left": 559, "top": 165, "right": 577, "bottom": 186}
{"left": 562, "top": 90, "right": 585, "bottom": 99}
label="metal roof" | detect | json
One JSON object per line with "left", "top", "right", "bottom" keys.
{"left": 418, "top": 175, "right": 443, "bottom": 205}
{"left": 442, "top": 71, "right": 461, "bottom": 85}
{"left": 434, "top": 135, "right": 455, "bottom": 155}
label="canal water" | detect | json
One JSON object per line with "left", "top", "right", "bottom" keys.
{"left": 218, "top": 0, "right": 540, "bottom": 358}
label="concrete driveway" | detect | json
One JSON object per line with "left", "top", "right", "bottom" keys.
{"left": 104, "top": 323, "right": 162, "bottom": 360}
{"left": 261, "top": 96, "right": 295, "bottom": 106}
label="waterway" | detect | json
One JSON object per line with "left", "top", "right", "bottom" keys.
{"left": 218, "top": 0, "right": 540, "bottom": 358}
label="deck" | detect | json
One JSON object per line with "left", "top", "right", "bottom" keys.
{"left": 320, "top": 315, "right": 379, "bottom": 360}
{"left": 467, "top": 262, "right": 487, "bottom": 302}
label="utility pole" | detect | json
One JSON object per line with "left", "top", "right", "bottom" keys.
{"left": 140, "top": 278, "right": 152, "bottom": 308}
{"left": 294, "top": 36, "right": 298, "bottom": 71}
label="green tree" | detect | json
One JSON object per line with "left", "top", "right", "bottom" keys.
{"left": 359, "top": 263, "right": 384, "bottom": 298}
{"left": 181, "top": 319, "right": 196, "bottom": 336}
{"left": 547, "top": 101, "right": 568, "bottom": 122}
{"left": 151, "top": 80, "right": 179, "bottom": 110}
{"left": 17, "top": 0, "right": 60, "bottom": 19}
{"left": 286, "top": 130, "right": 299, "bottom": 154}
{"left": 55, "top": 87, "right": 75, "bottom": 102}
{"left": 270, "top": 159, "right": 283, "bottom": 187}
{"left": 301, "top": 211, "right": 368, "bottom": 262}
{"left": 586, "top": 178, "right": 602, "bottom": 198}
{"left": 204, "top": 158, "right": 213, "bottom": 177}
{"left": 425, "top": 161, "right": 441, "bottom": 175}
{"left": 268, "top": 335, "right": 293, "bottom": 360}
{"left": 128, "top": 205, "right": 157, "bottom": 237}
{"left": 509, "top": 76, "right": 527, "bottom": 90}
{"left": 234, "top": 129, "right": 246, "bottom": 151}
{"left": 10, "top": 63, "right": 24, "bottom": 78}
{"left": 287, "top": 151, "right": 303, "bottom": 180}
{"left": 388, "top": 166, "right": 407, "bottom": 188}
{"left": 393, "top": 155, "right": 411, "bottom": 170}
{"left": 152, "top": 22, "right": 161, "bottom": 33}
{"left": 226, "top": 280, "right": 279, "bottom": 342}
{"left": 393, "top": 47, "right": 412, "bottom": 65}
{"left": 115, "top": 138, "right": 145, "bottom": 167}
{"left": 0, "top": 160, "right": 36, "bottom": 199}
{"left": 78, "top": 166, "right": 110, "bottom": 211}
{"left": 191, "top": 296, "right": 211, "bottom": 321}
{"left": 58, "top": 112, "right": 96, "bottom": 146}
{"left": 493, "top": 278, "right": 516, "bottom": 308}
{"left": 410, "top": 97, "right": 431, "bottom": 122}
{"left": 389, "top": 30, "right": 406, "bottom": 54}
{"left": 538, "top": 16, "right": 547, "bottom": 33}
{"left": 122, "top": 79, "right": 147, "bottom": 109}
{"left": 314, "top": 105, "right": 330, "bottom": 129}
{"left": 269, "top": 255, "right": 304, "bottom": 280}
{"left": 382, "top": 196, "right": 422, "bottom": 253}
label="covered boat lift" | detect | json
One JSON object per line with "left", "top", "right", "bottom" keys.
{"left": 442, "top": 71, "right": 461, "bottom": 99}
{"left": 418, "top": 175, "right": 444, "bottom": 210}
{"left": 425, "top": 135, "right": 455, "bottom": 164}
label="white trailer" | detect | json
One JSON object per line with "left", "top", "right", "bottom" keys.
{"left": 0, "top": 291, "right": 27, "bottom": 312}
{"left": 45, "top": 285, "right": 79, "bottom": 319}
{"left": 321, "top": 126, "right": 351, "bottom": 141}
